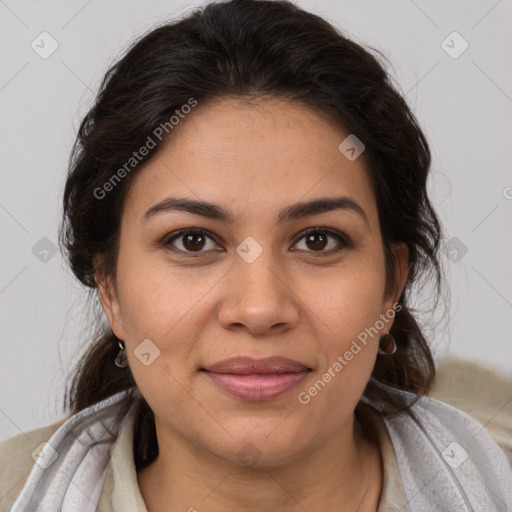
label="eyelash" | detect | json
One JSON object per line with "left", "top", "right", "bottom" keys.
{"left": 161, "top": 226, "right": 352, "bottom": 257}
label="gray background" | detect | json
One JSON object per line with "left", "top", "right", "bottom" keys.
{"left": 1, "top": 0, "right": 511, "bottom": 441}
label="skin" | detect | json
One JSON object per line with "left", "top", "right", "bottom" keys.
{"left": 96, "top": 97, "right": 408, "bottom": 512}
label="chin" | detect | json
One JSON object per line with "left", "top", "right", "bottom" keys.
{"left": 208, "top": 430, "right": 310, "bottom": 470}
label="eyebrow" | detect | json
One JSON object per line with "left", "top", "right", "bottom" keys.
{"left": 142, "top": 196, "right": 370, "bottom": 228}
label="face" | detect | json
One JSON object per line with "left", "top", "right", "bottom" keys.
{"left": 96, "top": 97, "right": 408, "bottom": 468}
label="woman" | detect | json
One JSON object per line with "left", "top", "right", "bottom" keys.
{"left": 1, "top": 0, "right": 511, "bottom": 510}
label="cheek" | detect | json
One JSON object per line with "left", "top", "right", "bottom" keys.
{"left": 114, "top": 243, "right": 191, "bottom": 337}
{"left": 303, "top": 255, "right": 386, "bottom": 336}
{"left": 303, "top": 257, "right": 385, "bottom": 389}
{"left": 113, "top": 249, "right": 223, "bottom": 380}
{"left": 113, "top": 254, "right": 200, "bottom": 410}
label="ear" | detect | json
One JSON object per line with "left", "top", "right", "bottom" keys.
{"left": 382, "top": 242, "right": 409, "bottom": 319}
{"left": 93, "top": 254, "right": 125, "bottom": 340}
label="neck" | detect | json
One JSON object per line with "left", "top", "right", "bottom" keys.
{"left": 137, "top": 412, "right": 383, "bottom": 512}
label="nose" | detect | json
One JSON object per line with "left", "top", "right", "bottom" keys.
{"left": 217, "top": 248, "right": 300, "bottom": 336}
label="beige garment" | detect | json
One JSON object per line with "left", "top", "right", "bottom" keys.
{"left": 0, "top": 402, "right": 408, "bottom": 511}
{"left": 429, "top": 356, "right": 512, "bottom": 468}
{"left": 0, "top": 417, "right": 68, "bottom": 511}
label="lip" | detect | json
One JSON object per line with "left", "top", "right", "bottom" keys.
{"left": 200, "top": 356, "right": 312, "bottom": 401}
{"left": 201, "top": 356, "right": 311, "bottom": 374}
{"left": 201, "top": 370, "right": 310, "bottom": 400}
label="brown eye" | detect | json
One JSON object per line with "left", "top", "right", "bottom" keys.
{"left": 164, "top": 229, "right": 219, "bottom": 254}
{"left": 305, "top": 232, "right": 329, "bottom": 251}
{"left": 292, "top": 227, "right": 350, "bottom": 254}
{"left": 162, "top": 226, "right": 351, "bottom": 257}
{"left": 181, "top": 232, "right": 207, "bottom": 251}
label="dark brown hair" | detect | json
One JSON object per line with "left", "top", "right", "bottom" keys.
{"left": 59, "top": 0, "right": 445, "bottom": 470}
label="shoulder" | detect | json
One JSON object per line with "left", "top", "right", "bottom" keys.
{"left": 381, "top": 386, "right": 512, "bottom": 509}
{"left": 429, "top": 356, "right": 512, "bottom": 467}
{"left": 0, "top": 417, "right": 69, "bottom": 511}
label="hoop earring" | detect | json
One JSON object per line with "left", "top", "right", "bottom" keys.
{"left": 114, "top": 340, "right": 128, "bottom": 368}
{"left": 378, "top": 333, "right": 397, "bottom": 355}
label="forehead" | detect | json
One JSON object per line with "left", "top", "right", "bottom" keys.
{"left": 122, "top": 97, "right": 377, "bottom": 229}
